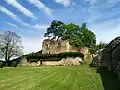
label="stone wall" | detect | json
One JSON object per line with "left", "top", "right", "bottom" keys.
{"left": 42, "top": 39, "right": 89, "bottom": 60}
{"left": 60, "top": 57, "right": 82, "bottom": 66}
{"left": 111, "top": 43, "right": 120, "bottom": 78}
{"left": 18, "top": 57, "right": 28, "bottom": 66}
{"left": 42, "top": 39, "right": 72, "bottom": 54}
{"left": 28, "top": 57, "right": 82, "bottom": 66}
{"left": 95, "top": 37, "right": 120, "bottom": 78}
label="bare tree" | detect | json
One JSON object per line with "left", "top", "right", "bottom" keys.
{"left": 0, "top": 31, "right": 23, "bottom": 65}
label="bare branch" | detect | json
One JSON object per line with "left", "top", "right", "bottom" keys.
{"left": 0, "top": 31, "right": 23, "bottom": 61}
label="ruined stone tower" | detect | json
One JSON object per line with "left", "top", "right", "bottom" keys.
{"left": 42, "top": 39, "right": 78, "bottom": 54}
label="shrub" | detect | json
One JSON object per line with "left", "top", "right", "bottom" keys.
{"left": 59, "top": 52, "right": 84, "bottom": 58}
{"left": 42, "top": 57, "right": 61, "bottom": 61}
{"left": 0, "top": 62, "right": 4, "bottom": 68}
{"left": 26, "top": 52, "right": 84, "bottom": 62}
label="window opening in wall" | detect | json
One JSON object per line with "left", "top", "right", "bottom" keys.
{"left": 47, "top": 44, "right": 50, "bottom": 48}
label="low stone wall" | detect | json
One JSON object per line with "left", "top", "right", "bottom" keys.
{"left": 28, "top": 57, "right": 82, "bottom": 66}
{"left": 18, "top": 57, "right": 28, "bottom": 66}
{"left": 42, "top": 61, "right": 60, "bottom": 66}
{"left": 28, "top": 61, "right": 41, "bottom": 66}
{"left": 60, "top": 57, "right": 82, "bottom": 66}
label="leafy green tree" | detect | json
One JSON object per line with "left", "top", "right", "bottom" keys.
{"left": 0, "top": 31, "right": 23, "bottom": 66}
{"left": 97, "top": 42, "right": 108, "bottom": 49}
{"left": 80, "top": 23, "right": 96, "bottom": 48}
{"left": 44, "top": 21, "right": 96, "bottom": 48}
{"left": 62, "top": 23, "right": 80, "bottom": 39}
{"left": 44, "top": 20, "right": 64, "bottom": 40}
{"left": 62, "top": 23, "right": 83, "bottom": 47}
{"left": 63, "top": 23, "right": 96, "bottom": 48}
{"left": 90, "top": 42, "right": 108, "bottom": 54}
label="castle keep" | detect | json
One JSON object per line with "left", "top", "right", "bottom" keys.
{"left": 42, "top": 39, "right": 91, "bottom": 60}
{"left": 42, "top": 39, "right": 78, "bottom": 54}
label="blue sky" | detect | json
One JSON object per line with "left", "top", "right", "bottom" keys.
{"left": 0, "top": 0, "right": 120, "bottom": 54}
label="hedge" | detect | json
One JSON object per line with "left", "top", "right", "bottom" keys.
{"left": 0, "top": 58, "right": 20, "bottom": 67}
{"left": 26, "top": 52, "right": 84, "bottom": 62}
{"left": 0, "top": 62, "right": 4, "bottom": 68}
{"left": 58, "top": 52, "right": 84, "bottom": 58}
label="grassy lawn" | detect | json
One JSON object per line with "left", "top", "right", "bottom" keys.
{"left": 0, "top": 65, "right": 120, "bottom": 90}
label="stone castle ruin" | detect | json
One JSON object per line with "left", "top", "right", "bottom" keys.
{"left": 42, "top": 39, "right": 89, "bottom": 55}
{"left": 42, "top": 39, "right": 77, "bottom": 54}
{"left": 17, "top": 39, "right": 92, "bottom": 66}
{"left": 41, "top": 39, "right": 89, "bottom": 66}
{"left": 42, "top": 39, "right": 93, "bottom": 65}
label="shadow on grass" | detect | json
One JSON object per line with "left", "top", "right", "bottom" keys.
{"left": 97, "top": 67, "right": 120, "bottom": 90}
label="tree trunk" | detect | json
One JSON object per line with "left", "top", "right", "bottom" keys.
{"left": 6, "top": 60, "right": 9, "bottom": 67}
{"left": 40, "top": 60, "right": 42, "bottom": 65}
{"left": 5, "top": 57, "right": 9, "bottom": 67}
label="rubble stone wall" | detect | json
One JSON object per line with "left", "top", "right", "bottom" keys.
{"left": 42, "top": 39, "right": 72, "bottom": 54}
{"left": 100, "top": 37, "right": 120, "bottom": 78}
{"left": 28, "top": 57, "right": 82, "bottom": 66}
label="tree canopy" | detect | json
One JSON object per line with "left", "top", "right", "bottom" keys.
{"left": 0, "top": 31, "right": 23, "bottom": 64}
{"left": 44, "top": 20, "right": 64, "bottom": 40}
{"left": 44, "top": 20, "right": 96, "bottom": 48}
{"left": 89, "top": 42, "right": 108, "bottom": 54}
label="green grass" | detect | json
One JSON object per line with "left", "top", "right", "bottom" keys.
{"left": 0, "top": 65, "right": 119, "bottom": 90}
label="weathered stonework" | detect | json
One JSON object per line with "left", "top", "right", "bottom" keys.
{"left": 111, "top": 42, "right": 120, "bottom": 78}
{"left": 28, "top": 57, "right": 83, "bottom": 66}
{"left": 42, "top": 39, "right": 89, "bottom": 57}
{"left": 60, "top": 57, "right": 83, "bottom": 66}
{"left": 42, "top": 39, "right": 78, "bottom": 54}
{"left": 18, "top": 56, "right": 28, "bottom": 66}
{"left": 94, "top": 37, "right": 120, "bottom": 78}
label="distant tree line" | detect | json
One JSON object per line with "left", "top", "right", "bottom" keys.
{"left": 90, "top": 42, "right": 108, "bottom": 54}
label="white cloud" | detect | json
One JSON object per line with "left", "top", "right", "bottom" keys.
{"left": 5, "top": 0, "right": 37, "bottom": 19}
{"left": 107, "top": 0, "right": 120, "bottom": 4}
{"left": 89, "top": 18, "right": 120, "bottom": 43}
{"left": 33, "top": 24, "right": 49, "bottom": 30}
{"left": 0, "top": 30, "right": 4, "bottom": 34}
{"left": 55, "top": 0, "right": 74, "bottom": 7}
{"left": 6, "top": 21, "right": 18, "bottom": 28}
{"left": 27, "top": 0, "right": 52, "bottom": 17}
{"left": 0, "top": 6, "right": 30, "bottom": 26}
{"left": 0, "top": 5, "right": 49, "bottom": 31}
{"left": 0, "top": 6, "right": 47, "bottom": 30}
{"left": 0, "top": 6, "right": 18, "bottom": 20}
{"left": 87, "top": 0, "right": 97, "bottom": 5}
{"left": 22, "top": 37, "right": 44, "bottom": 54}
